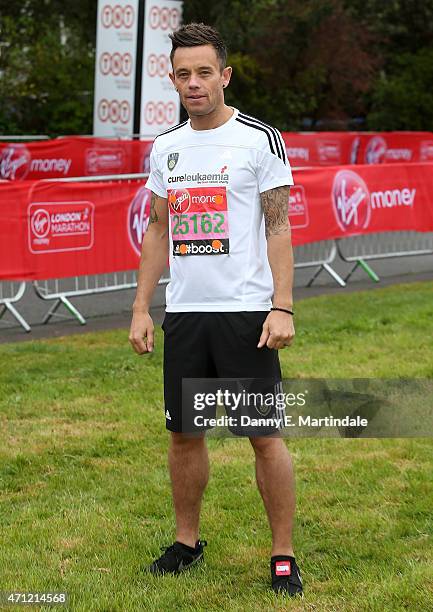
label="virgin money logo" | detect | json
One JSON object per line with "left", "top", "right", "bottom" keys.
{"left": 31, "top": 209, "right": 50, "bottom": 238}
{"left": 128, "top": 186, "right": 151, "bottom": 255}
{"left": 168, "top": 189, "right": 190, "bottom": 214}
{"left": 142, "top": 154, "right": 151, "bottom": 174}
{"left": 141, "top": 142, "right": 153, "bottom": 174}
{"left": 365, "top": 136, "right": 387, "bottom": 164}
{"left": 350, "top": 137, "right": 360, "bottom": 164}
{"left": 332, "top": 170, "right": 371, "bottom": 232}
{"left": 0, "top": 144, "right": 31, "bottom": 180}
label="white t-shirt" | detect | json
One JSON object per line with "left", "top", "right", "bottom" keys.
{"left": 145, "top": 107, "right": 294, "bottom": 312}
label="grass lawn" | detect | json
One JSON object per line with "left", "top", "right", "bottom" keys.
{"left": 0, "top": 281, "right": 432, "bottom": 611}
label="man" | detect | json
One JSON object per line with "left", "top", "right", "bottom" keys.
{"left": 129, "top": 22, "right": 303, "bottom": 597}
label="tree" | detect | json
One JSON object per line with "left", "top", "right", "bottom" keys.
{"left": 1, "top": 0, "right": 432, "bottom": 134}
{"left": 367, "top": 48, "right": 433, "bottom": 130}
{"left": 0, "top": 1, "right": 96, "bottom": 135}
{"left": 183, "top": 0, "right": 379, "bottom": 130}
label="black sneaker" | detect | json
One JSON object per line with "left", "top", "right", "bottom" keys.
{"left": 148, "top": 540, "right": 207, "bottom": 575}
{"left": 271, "top": 555, "right": 303, "bottom": 597}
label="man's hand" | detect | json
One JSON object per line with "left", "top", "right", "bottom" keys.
{"left": 257, "top": 310, "right": 295, "bottom": 350}
{"left": 129, "top": 311, "right": 154, "bottom": 354}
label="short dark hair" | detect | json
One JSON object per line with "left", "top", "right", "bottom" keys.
{"left": 169, "top": 23, "right": 227, "bottom": 71}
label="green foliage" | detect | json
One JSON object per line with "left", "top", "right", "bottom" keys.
{"left": 0, "top": 0, "right": 432, "bottom": 133}
{"left": 184, "top": 0, "right": 380, "bottom": 129}
{"left": 0, "top": 1, "right": 96, "bottom": 135}
{"left": 184, "top": 0, "right": 433, "bottom": 130}
{"left": 367, "top": 48, "right": 433, "bottom": 131}
{"left": 0, "top": 283, "right": 433, "bottom": 609}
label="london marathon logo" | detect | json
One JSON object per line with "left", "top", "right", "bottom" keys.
{"left": 28, "top": 202, "right": 94, "bottom": 253}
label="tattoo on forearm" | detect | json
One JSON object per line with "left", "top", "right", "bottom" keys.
{"left": 261, "top": 186, "right": 290, "bottom": 237}
{"left": 149, "top": 192, "right": 159, "bottom": 224}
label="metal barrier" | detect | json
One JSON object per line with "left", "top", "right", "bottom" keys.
{"left": 2, "top": 167, "right": 431, "bottom": 330}
{"left": 0, "top": 135, "right": 49, "bottom": 141}
{"left": 33, "top": 272, "right": 169, "bottom": 325}
{"left": 31, "top": 173, "right": 169, "bottom": 325}
{"left": 0, "top": 282, "right": 31, "bottom": 332}
{"left": 336, "top": 231, "right": 433, "bottom": 282}
{"left": 294, "top": 240, "right": 346, "bottom": 287}
{"left": 55, "top": 134, "right": 156, "bottom": 140}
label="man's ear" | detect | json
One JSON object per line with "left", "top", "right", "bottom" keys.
{"left": 169, "top": 71, "right": 176, "bottom": 90}
{"left": 222, "top": 66, "right": 232, "bottom": 88}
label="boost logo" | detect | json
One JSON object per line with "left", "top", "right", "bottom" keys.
{"left": 332, "top": 170, "right": 371, "bottom": 232}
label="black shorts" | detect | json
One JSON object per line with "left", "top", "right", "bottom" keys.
{"left": 162, "top": 312, "right": 282, "bottom": 436}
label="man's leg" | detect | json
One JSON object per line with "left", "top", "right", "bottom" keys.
{"left": 169, "top": 432, "right": 209, "bottom": 548}
{"left": 249, "top": 436, "right": 295, "bottom": 557}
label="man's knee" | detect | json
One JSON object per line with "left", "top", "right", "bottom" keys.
{"left": 249, "top": 435, "right": 285, "bottom": 457}
{"left": 170, "top": 431, "right": 206, "bottom": 450}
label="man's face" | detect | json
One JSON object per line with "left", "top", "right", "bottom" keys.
{"left": 170, "top": 44, "right": 232, "bottom": 117}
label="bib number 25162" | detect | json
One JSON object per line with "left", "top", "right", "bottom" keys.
{"left": 168, "top": 187, "right": 230, "bottom": 256}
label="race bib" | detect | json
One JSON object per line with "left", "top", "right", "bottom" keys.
{"left": 168, "top": 187, "right": 230, "bottom": 256}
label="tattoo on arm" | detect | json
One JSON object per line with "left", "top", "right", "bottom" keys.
{"left": 149, "top": 192, "right": 159, "bottom": 224}
{"left": 260, "top": 186, "right": 290, "bottom": 237}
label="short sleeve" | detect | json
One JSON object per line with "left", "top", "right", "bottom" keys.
{"left": 256, "top": 135, "right": 294, "bottom": 193}
{"left": 145, "top": 144, "right": 166, "bottom": 198}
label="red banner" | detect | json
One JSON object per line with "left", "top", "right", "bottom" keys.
{"left": 2, "top": 132, "right": 433, "bottom": 180}
{"left": 0, "top": 137, "right": 153, "bottom": 180}
{"left": 288, "top": 162, "right": 433, "bottom": 246}
{"left": 0, "top": 179, "right": 149, "bottom": 280}
{"left": 282, "top": 132, "right": 361, "bottom": 167}
{"left": 282, "top": 132, "right": 433, "bottom": 167}
{"left": 356, "top": 132, "right": 433, "bottom": 165}
{"left": 1, "top": 162, "right": 433, "bottom": 280}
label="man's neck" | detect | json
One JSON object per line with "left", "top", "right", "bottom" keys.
{"left": 189, "top": 105, "right": 234, "bottom": 131}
